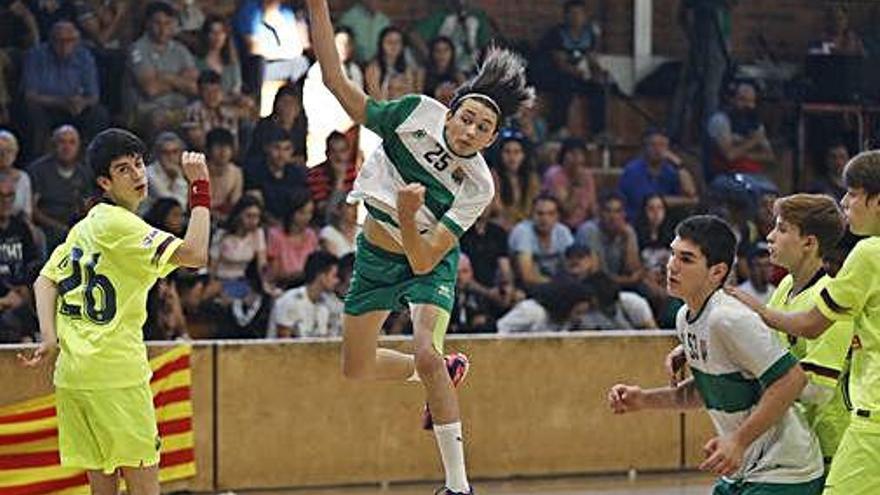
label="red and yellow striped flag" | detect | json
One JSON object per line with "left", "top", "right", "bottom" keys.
{"left": 0, "top": 346, "right": 197, "bottom": 495}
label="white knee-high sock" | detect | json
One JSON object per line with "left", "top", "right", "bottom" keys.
{"left": 433, "top": 422, "right": 469, "bottom": 493}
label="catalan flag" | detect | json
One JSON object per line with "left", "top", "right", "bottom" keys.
{"left": 0, "top": 346, "right": 197, "bottom": 495}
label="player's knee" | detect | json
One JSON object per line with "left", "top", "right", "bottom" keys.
{"left": 414, "top": 347, "right": 443, "bottom": 379}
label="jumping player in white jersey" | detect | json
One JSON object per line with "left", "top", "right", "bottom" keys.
{"left": 609, "top": 216, "right": 825, "bottom": 495}
{"left": 305, "top": 1, "right": 534, "bottom": 493}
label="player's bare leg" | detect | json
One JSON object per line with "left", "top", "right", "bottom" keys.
{"left": 120, "top": 464, "right": 159, "bottom": 495}
{"left": 342, "top": 311, "right": 415, "bottom": 380}
{"left": 87, "top": 470, "right": 119, "bottom": 495}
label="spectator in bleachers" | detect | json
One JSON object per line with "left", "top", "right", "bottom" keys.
{"left": 171, "top": 0, "right": 206, "bottom": 37}
{"left": 706, "top": 81, "right": 776, "bottom": 180}
{"left": 365, "top": 26, "right": 423, "bottom": 101}
{"left": 0, "top": 178, "right": 39, "bottom": 343}
{"left": 232, "top": 0, "right": 309, "bottom": 116}
{"left": 0, "top": 130, "right": 32, "bottom": 220}
{"left": 535, "top": 0, "right": 607, "bottom": 138}
{"left": 268, "top": 250, "right": 340, "bottom": 338}
{"left": 303, "top": 26, "right": 362, "bottom": 167}
{"left": 490, "top": 128, "right": 540, "bottom": 231}
{"left": 212, "top": 194, "right": 275, "bottom": 299}
{"left": 319, "top": 192, "right": 359, "bottom": 258}
{"left": 509, "top": 194, "right": 574, "bottom": 287}
{"left": 28, "top": 125, "right": 92, "bottom": 249}
{"left": 575, "top": 192, "right": 643, "bottom": 289}
{"left": 542, "top": 138, "right": 597, "bottom": 229}
{"left": 27, "top": 0, "right": 78, "bottom": 39}
{"left": 338, "top": 0, "right": 390, "bottom": 64}
{"left": 578, "top": 272, "right": 657, "bottom": 330}
{"left": 423, "top": 36, "right": 466, "bottom": 100}
{"left": 244, "top": 127, "right": 308, "bottom": 222}
{"left": 496, "top": 279, "right": 592, "bottom": 333}
{"left": 76, "top": 0, "right": 129, "bottom": 49}
{"left": 1, "top": 1, "right": 38, "bottom": 124}
{"left": 143, "top": 196, "right": 185, "bottom": 238}
{"left": 809, "top": 5, "right": 864, "bottom": 56}
{"left": 128, "top": 1, "right": 199, "bottom": 134}
{"left": 634, "top": 193, "right": 674, "bottom": 275}
{"left": 325, "top": 252, "right": 355, "bottom": 336}
{"left": 461, "top": 208, "right": 510, "bottom": 289}
{"left": 808, "top": 142, "right": 849, "bottom": 200}
{"left": 23, "top": 21, "right": 109, "bottom": 154}
{"left": 246, "top": 82, "right": 307, "bottom": 166}
{"left": 736, "top": 242, "right": 776, "bottom": 304}
{"left": 182, "top": 70, "right": 241, "bottom": 151}
{"left": 306, "top": 131, "right": 356, "bottom": 218}
{"left": 618, "top": 128, "right": 697, "bottom": 223}
{"left": 449, "top": 253, "right": 496, "bottom": 334}
{"left": 410, "top": 0, "right": 494, "bottom": 75}
{"left": 146, "top": 131, "right": 188, "bottom": 210}
{"left": 196, "top": 15, "right": 254, "bottom": 112}
{"left": 267, "top": 192, "right": 318, "bottom": 288}
{"left": 205, "top": 128, "right": 243, "bottom": 223}
{"left": 142, "top": 197, "right": 189, "bottom": 341}
{"left": 555, "top": 244, "right": 599, "bottom": 283}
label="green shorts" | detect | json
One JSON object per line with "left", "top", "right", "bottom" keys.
{"left": 713, "top": 477, "right": 824, "bottom": 495}
{"left": 823, "top": 415, "right": 880, "bottom": 494}
{"left": 345, "top": 233, "right": 458, "bottom": 314}
{"left": 56, "top": 383, "right": 160, "bottom": 474}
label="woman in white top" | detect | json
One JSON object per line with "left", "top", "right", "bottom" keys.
{"left": 319, "top": 191, "right": 360, "bottom": 257}
{"left": 0, "top": 130, "right": 33, "bottom": 220}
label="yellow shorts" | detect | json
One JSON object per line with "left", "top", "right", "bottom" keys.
{"left": 56, "top": 384, "right": 160, "bottom": 474}
{"left": 823, "top": 415, "right": 880, "bottom": 495}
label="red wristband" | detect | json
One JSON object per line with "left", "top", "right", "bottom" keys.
{"left": 189, "top": 179, "right": 211, "bottom": 209}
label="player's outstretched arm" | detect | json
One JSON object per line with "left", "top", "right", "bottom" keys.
{"left": 306, "top": 0, "right": 367, "bottom": 124}
{"left": 725, "top": 286, "right": 831, "bottom": 339}
{"left": 172, "top": 152, "right": 211, "bottom": 268}
{"left": 608, "top": 377, "right": 702, "bottom": 414}
{"left": 18, "top": 275, "right": 58, "bottom": 367}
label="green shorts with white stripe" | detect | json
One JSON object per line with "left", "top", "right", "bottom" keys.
{"left": 712, "top": 476, "right": 824, "bottom": 495}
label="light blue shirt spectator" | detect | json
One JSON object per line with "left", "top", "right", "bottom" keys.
{"left": 509, "top": 220, "right": 573, "bottom": 281}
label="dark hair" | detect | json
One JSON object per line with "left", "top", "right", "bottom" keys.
{"left": 145, "top": 1, "right": 176, "bottom": 21}
{"left": 283, "top": 190, "right": 313, "bottom": 234}
{"left": 143, "top": 197, "right": 183, "bottom": 232}
{"left": 451, "top": 47, "right": 535, "bottom": 126}
{"left": 533, "top": 280, "right": 592, "bottom": 324}
{"left": 376, "top": 26, "right": 407, "bottom": 84}
{"left": 263, "top": 125, "right": 293, "bottom": 146}
{"left": 198, "top": 69, "right": 222, "bottom": 87}
{"left": 206, "top": 128, "right": 235, "bottom": 150}
{"left": 325, "top": 130, "right": 347, "bottom": 149}
{"left": 599, "top": 191, "right": 626, "bottom": 209}
{"left": 532, "top": 192, "right": 561, "bottom": 211}
{"left": 272, "top": 82, "right": 302, "bottom": 113}
{"left": 564, "top": 0, "right": 586, "bottom": 13}
{"left": 495, "top": 135, "right": 536, "bottom": 211}
{"left": 844, "top": 150, "right": 880, "bottom": 199}
{"left": 557, "top": 137, "right": 587, "bottom": 165}
{"left": 199, "top": 15, "right": 235, "bottom": 64}
{"left": 304, "top": 251, "right": 338, "bottom": 284}
{"left": 642, "top": 126, "right": 668, "bottom": 142}
{"left": 428, "top": 36, "right": 457, "bottom": 76}
{"left": 87, "top": 128, "right": 147, "bottom": 180}
{"left": 225, "top": 195, "right": 263, "bottom": 233}
{"left": 635, "top": 193, "right": 673, "bottom": 245}
{"left": 337, "top": 252, "right": 355, "bottom": 279}
{"left": 674, "top": 215, "right": 738, "bottom": 272}
{"left": 335, "top": 25, "right": 355, "bottom": 38}
{"left": 584, "top": 271, "right": 620, "bottom": 314}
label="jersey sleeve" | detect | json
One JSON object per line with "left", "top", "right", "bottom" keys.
{"left": 440, "top": 167, "right": 494, "bottom": 237}
{"left": 364, "top": 95, "right": 422, "bottom": 140}
{"left": 815, "top": 241, "right": 877, "bottom": 321}
{"left": 40, "top": 235, "right": 73, "bottom": 283}
{"left": 801, "top": 320, "right": 854, "bottom": 389}
{"left": 713, "top": 307, "right": 799, "bottom": 389}
{"left": 98, "top": 211, "right": 183, "bottom": 278}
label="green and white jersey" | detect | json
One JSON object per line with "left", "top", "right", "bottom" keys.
{"left": 677, "top": 290, "right": 824, "bottom": 484}
{"left": 350, "top": 95, "right": 495, "bottom": 244}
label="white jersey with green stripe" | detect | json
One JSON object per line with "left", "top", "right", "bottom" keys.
{"left": 349, "top": 94, "right": 494, "bottom": 243}
{"left": 677, "top": 290, "right": 824, "bottom": 484}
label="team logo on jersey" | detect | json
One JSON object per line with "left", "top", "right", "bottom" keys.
{"left": 414, "top": 129, "right": 427, "bottom": 139}
{"left": 451, "top": 167, "right": 465, "bottom": 185}
{"left": 142, "top": 229, "right": 160, "bottom": 248}
{"left": 437, "top": 285, "right": 453, "bottom": 298}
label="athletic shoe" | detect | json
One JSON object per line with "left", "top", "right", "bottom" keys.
{"left": 433, "top": 486, "right": 474, "bottom": 495}
{"left": 422, "top": 352, "right": 470, "bottom": 430}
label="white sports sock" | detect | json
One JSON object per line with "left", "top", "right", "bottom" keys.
{"left": 433, "top": 422, "right": 469, "bottom": 493}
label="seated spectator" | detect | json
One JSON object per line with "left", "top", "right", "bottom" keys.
{"left": 555, "top": 244, "right": 599, "bottom": 283}
{"left": 266, "top": 193, "right": 318, "bottom": 287}
{"left": 171, "top": 0, "right": 206, "bottom": 38}
{"left": 28, "top": 125, "right": 92, "bottom": 249}
{"left": 542, "top": 138, "right": 597, "bottom": 229}
{"left": 246, "top": 82, "right": 307, "bottom": 166}
{"left": 534, "top": 0, "right": 607, "bottom": 137}
{"left": 461, "top": 207, "right": 511, "bottom": 289}
{"left": 736, "top": 242, "right": 776, "bottom": 304}
{"left": 497, "top": 279, "right": 592, "bottom": 333}
{"left": 635, "top": 193, "right": 675, "bottom": 273}
{"left": 0, "top": 179, "right": 39, "bottom": 343}
{"left": 232, "top": 0, "right": 309, "bottom": 116}
{"left": 0, "top": 130, "right": 33, "bottom": 220}
{"left": 306, "top": 131, "right": 357, "bottom": 217}
{"left": 244, "top": 127, "right": 308, "bottom": 222}
{"left": 809, "top": 5, "right": 864, "bottom": 56}
{"left": 183, "top": 70, "right": 241, "bottom": 151}
{"left": 0, "top": 1, "right": 39, "bottom": 73}
{"left": 303, "top": 26, "right": 363, "bottom": 167}
{"left": 619, "top": 128, "right": 697, "bottom": 222}
{"left": 423, "top": 36, "right": 466, "bottom": 98}
{"left": 268, "top": 251, "right": 340, "bottom": 338}
{"left": 338, "top": 0, "right": 390, "bottom": 63}
{"left": 325, "top": 252, "right": 355, "bottom": 337}
{"left": 575, "top": 192, "right": 644, "bottom": 289}
{"left": 410, "top": 0, "right": 493, "bottom": 75}
{"left": 205, "top": 128, "right": 243, "bottom": 223}
{"left": 706, "top": 81, "right": 776, "bottom": 180}
{"left": 76, "top": 0, "right": 130, "bottom": 49}
{"left": 143, "top": 197, "right": 185, "bottom": 238}
{"left": 128, "top": 1, "right": 198, "bottom": 133}
{"left": 144, "top": 277, "right": 188, "bottom": 341}
{"left": 23, "top": 21, "right": 109, "bottom": 154}
{"left": 365, "top": 26, "right": 423, "bottom": 101}
{"left": 319, "top": 192, "right": 359, "bottom": 258}
{"left": 27, "top": 0, "right": 77, "bottom": 39}
{"left": 808, "top": 142, "right": 849, "bottom": 200}
{"left": 490, "top": 128, "right": 541, "bottom": 231}
{"left": 146, "top": 132, "right": 188, "bottom": 210}
{"left": 509, "top": 194, "right": 574, "bottom": 287}
{"left": 211, "top": 195, "right": 275, "bottom": 300}
{"left": 578, "top": 272, "right": 657, "bottom": 330}
{"left": 196, "top": 15, "right": 252, "bottom": 112}
{"left": 211, "top": 260, "right": 274, "bottom": 339}
{"left": 449, "top": 254, "right": 496, "bottom": 334}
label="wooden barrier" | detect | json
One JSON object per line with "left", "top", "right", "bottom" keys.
{"left": 1, "top": 333, "right": 718, "bottom": 491}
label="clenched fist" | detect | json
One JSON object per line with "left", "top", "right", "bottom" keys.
{"left": 181, "top": 151, "right": 209, "bottom": 183}
{"left": 397, "top": 183, "right": 425, "bottom": 220}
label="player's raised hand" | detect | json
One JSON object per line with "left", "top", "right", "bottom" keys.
{"left": 180, "top": 151, "right": 209, "bottom": 183}
{"left": 664, "top": 344, "right": 687, "bottom": 386}
{"left": 607, "top": 384, "right": 645, "bottom": 414}
{"left": 397, "top": 183, "right": 426, "bottom": 220}
{"left": 17, "top": 341, "right": 56, "bottom": 368}
{"left": 699, "top": 434, "right": 745, "bottom": 477}
{"left": 724, "top": 285, "right": 765, "bottom": 317}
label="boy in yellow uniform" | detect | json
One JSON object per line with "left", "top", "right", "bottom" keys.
{"left": 729, "top": 150, "right": 880, "bottom": 495}
{"left": 19, "top": 128, "right": 211, "bottom": 495}
{"left": 764, "top": 194, "right": 853, "bottom": 464}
